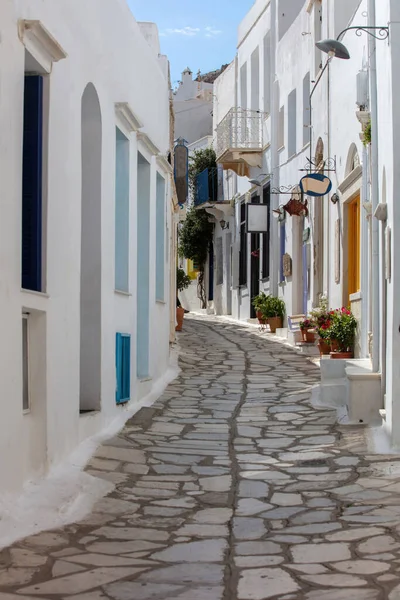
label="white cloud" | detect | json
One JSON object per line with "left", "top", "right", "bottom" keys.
{"left": 161, "top": 26, "right": 222, "bottom": 38}
{"left": 165, "top": 26, "right": 200, "bottom": 37}
{"left": 205, "top": 26, "right": 222, "bottom": 37}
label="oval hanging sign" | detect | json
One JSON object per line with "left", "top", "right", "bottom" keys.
{"left": 299, "top": 173, "right": 332, "bottom": 197}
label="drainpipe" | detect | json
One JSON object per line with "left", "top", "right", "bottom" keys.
{"left": 368, "top": 0, "right": 380, "bottom": 372}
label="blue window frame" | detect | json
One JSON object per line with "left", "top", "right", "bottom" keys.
{"left": 116, "top": 333, "right": 131, "bottom": 404}
{"left": 22, "top": 75, "right": 43, "bottom": 291}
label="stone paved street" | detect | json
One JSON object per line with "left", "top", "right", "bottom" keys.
{"left": 3, "top": 315, "right": 400, "bottom": 599}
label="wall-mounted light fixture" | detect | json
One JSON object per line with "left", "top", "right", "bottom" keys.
{"left": 331, "top": 193, "right": 339, "bottom": 205}
{"left": 272, "top": 206, "right": 285, "bottom": 220}
{"left": 220, "top": 219, "right": 230, "bottom": 230}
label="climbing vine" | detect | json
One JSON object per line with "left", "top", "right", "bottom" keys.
{"left": 178, "top": 207, "right": 214, "bottom": 308}
{"left": 188, "top": 147, "right": 217, "bottom": 194}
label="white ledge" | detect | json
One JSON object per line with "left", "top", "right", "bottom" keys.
{"left": 338, "top": 165, "right": 363, "bottom": 196}
{"left": 18, "top": 20, "right": 67, "bottom": 73}
{"left": 115, "top": 103, "right": 143, "bottom": 132}
{"left": 137, "top": 132, "right": 160, "bottom": 156}
{"left": 156, "top": 154, "right": 173, "bottom": 174}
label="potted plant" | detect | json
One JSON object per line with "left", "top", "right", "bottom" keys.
{"left": 300, "top": 318, "right": 316, "bottom": 343}
{"left": 261, "top": 295, "right": 285, "bottom": 333}
{"left": 328, "top": 307, "right": 357, "bottom": 359}
{"left": 176, "top": 267, "right": 191, "bottom": 331}
{"left": 310, "top": 296, "right": 332, "bottom": 356}
{"left": 252, "top": 292, "right": 268, "bottom": 325}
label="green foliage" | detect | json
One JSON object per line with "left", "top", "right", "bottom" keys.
{"left": 363, "top": 119, "right": 371, "bottom": 146}
{"left": 188, "top": 148, "right": 217, "bottom": 192}
{"left": 252, "top": 292, "right": 268, "bottom": 312}
{"left": 253, "top": 295, "right": 285, "bottom": 319}
{"left": 329, "top": 307, "right": 358, "bottom": 351}
{"left": 177, "top": 268, "right": 191, "bottom": 292}
{"left": 178, "top": 207, "right": 214, "bottom": 266}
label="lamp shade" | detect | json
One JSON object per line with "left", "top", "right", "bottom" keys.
{"left": 316, "top": 39, "right": 350, "bottom": 60}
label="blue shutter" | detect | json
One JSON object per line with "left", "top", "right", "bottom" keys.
{"left": 22, "top": 76, "right": 43, "bottom": 291}
{"left": 115, "top": 333, "right": 122, "bottom": 404}
{"left": 116, "top": 332, "right": 131, "bottom": 404}
{"left": 280, "top": 222, "right": 286, "bottom": 282}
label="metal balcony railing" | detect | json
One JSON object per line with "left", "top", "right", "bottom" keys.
{"left": 215, "top": 108, "right": 263, "bottom": 160}
{"left": 194, "top": 167, "right": 220, "bottom": 206}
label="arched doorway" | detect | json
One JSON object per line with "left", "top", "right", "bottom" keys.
{"left": 80, "top": 83, "right": 102, "bottom": 412}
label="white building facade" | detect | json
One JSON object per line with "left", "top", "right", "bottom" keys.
{"left": 0, "top": 0, "right": 175, "bottom": 493}
{"left": 211, "top": 0, "right": 400, "bottom": 447}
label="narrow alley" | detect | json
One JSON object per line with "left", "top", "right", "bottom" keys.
{"left": 2, "top": 315, "right": 400, "bottom": 599}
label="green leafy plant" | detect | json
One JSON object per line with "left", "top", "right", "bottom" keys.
{"left": 252, "top": 292, "right": 268, "bottom": 313}
{"left": 260, "top": 295, "right": 286, "bottom": 319}
{"left": 363, "top": 119, "right": 371, "bottom": 146}
{"left": 178, "top": 207, "right": 214, "bottom": 308}
{"left": 329, "top": 307, "right": 358, "bottom": 351}
{"left": 300, "top": 318, "right": 315, "bottom": 331}
{"left": 177, "top": 267, "right": 191, "bottom": 292}
{"left": 188, "top": 148, "right": 217, "bottom": 195}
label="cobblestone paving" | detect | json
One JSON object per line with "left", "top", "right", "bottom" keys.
{"left": 2, "top": 315, "right": 400, "bottom": 599}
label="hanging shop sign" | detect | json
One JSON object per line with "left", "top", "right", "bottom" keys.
{"left": 246, "top": 203, "right": 269, "bottom": 233}
{"left": 299, "top": 173, "right": 332, "bottom": 197}
{"left": 174, "top": 138, "right": 189, "bottom": 206}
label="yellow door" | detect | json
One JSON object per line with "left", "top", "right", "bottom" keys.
{"left": 348, "top": 195, "right": 360, "bottom": 302}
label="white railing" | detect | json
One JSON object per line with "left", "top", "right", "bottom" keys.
{"left": 216, "top": 108, "right": 263, "bottom": 159}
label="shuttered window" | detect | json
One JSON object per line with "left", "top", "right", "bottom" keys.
{"left": 22, "top": 75, "right": 43, "bottom": 291}
{"left": 116, "top": 333, "right": 131, "bottom": 404}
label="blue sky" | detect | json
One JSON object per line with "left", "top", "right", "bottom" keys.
{"left": 128, "top": 0, "right": 256, "bottom": 87}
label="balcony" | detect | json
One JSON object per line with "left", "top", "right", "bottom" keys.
{"left": 215, "top": 108, "right": 264, "bottom": 174}
{"left": 194, "top": 167, "right": 220, "bottom": 207}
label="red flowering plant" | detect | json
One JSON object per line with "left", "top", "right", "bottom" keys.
{"left": 329, "top": 307, "right": 357, "bottom": 351}
{"left": 310, "top": 296, "right": 332, "bottom": 340}
{"left": 299, "top": 318, "right": 315, "bottom": 331}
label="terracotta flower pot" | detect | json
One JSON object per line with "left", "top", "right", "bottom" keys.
{"left": 330, "top": 339, "right": 340, "bottom": 353}
{"left": 318, "top": 339, "right": 331, "bottom": 356}
{"left": 330, "top": 351, "right": 354, "bottom": 360}
{"left": 305, "top": 330, "right": 316, "bottom": 343}
{"left": 176, "top": 306, "right": 185, "bottom": 331}
{"left": 267, "top": 316, "right": 282, "bottom": 334}
{"left": 256, "top": 310, "right": 266, "bottom": 325}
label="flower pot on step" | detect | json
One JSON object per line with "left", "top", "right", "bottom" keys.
{"left": 304, "top": 330, "right": 316, "bottom": 343}
{"left": 330, "top": 339, "right": 340, "bottom": 353}
{"left": 330, "top": 351, "right": 354, "bottom": 359}
{"left": 176, "top": 306, "right": 185, "bottom": 331}
{"left": 318, "top": 339, "right": 331, "bottom": 356}
{"left": 256, "top": 310, "right": 266, "bottom": 325}
{"left": 267, "top": 316, "right": 282, "bottom": 334}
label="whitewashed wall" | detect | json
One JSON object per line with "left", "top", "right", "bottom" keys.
{"left": 0, "top": 0, "right": 172, "bottom": 493}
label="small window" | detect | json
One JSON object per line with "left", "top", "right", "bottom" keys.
{"left": 303, "top": 73, "right": 311, "bottom": 147}
{"left": 278, "top": 106, "right": 285, "bottom": 149}
{"left": 116, "top": 333, "right": 131, "bottom": 404}
{"left": 288, "top": 89, "right": 297, "bottom": 157}
{"left": 239, "top": 203, "right": 247, "bottom": 286}
{"left": 22, "top": 315, "right": 30, "bottom": 412}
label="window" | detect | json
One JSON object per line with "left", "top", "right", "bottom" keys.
{"left": 240, "top": 63, "right": 248, "bottom": 109}
{"left": 303, "top": 73, "right": 311, "bottom": 147}
{"left": 262, "top": 185, "right": 271, "bottom": 279}
{"left": 348, "top": 195, "right": 361, "bottom": 298}
{"left": 156, "top": 173, "right": 166, "bottom": 301}
{"left": 216, "top": 237, "right": 223, "bottom": 286}
{"left": 251, "top": 48, "right": 260, "bottom": 110}
{"left": 280, "top": 222, "right": 286, "bottom": 282}
{"left": 22, "top": 75, "right": 44, "bottom": 292}
{"left": 314, "top": 1, "right": 322, "bottom": 76}
{"left": 115, "top": 128, "right": 130, "bottom": 292}
{"left": 116, "top": 333, "right": 131, "bottom": 404}
{"left": 288, "top": 89, "right": 297, "bottom": 157}
{"left": 22, "top": 315, "right": 30, "bottom": 412}
{"left": 239, "top": 203, "right": 247, "bottom": 286}
{"left": 278, "top": 106, "right": 285, "bottom": 149}
{"left": 263, "top": 32, "right": 271, "bottom": 115}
